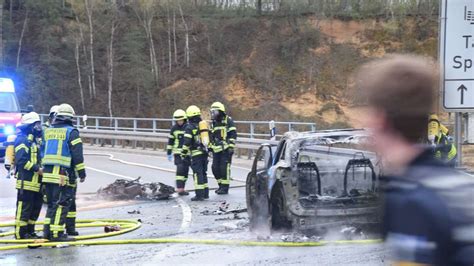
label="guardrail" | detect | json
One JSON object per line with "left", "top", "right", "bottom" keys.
{"left": 39, "top": 114, "right": 316, "bottom": 140}
{"left": 80, "top": 129, "right": 279, "bottom": 159}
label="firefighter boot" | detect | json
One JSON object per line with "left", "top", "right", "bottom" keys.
{"left": 26, "top": 224, "right": 41, "bottom": 239}
{"left": 66, "top": 217, "right": 79, "bottom": 236}
{"left": 50, "top": 232, "right": 75, "bottom": 242}
{"left": 191, "top": 196, "right": 205, "bottom": 201}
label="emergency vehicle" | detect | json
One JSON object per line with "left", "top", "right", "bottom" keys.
{"left": 0, "top": 78, "right": 22, "bottom": 158}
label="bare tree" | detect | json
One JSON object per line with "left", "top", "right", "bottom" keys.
{"left": 134, "top": 2, "right": 159, "bottom": 85}
{"left": 74, "top": 41, "right": 85, "bottom": 112}
{"left": 84, "top": 0, "right": 97, "bottom": 99}
{"left": 107, "top": 15, "right": 117, "bottom": 118}
{"left": 173, "top": 8, "right": 178, "bottom": 65}
{"left": 166, "top": 3, "right": 172, "bottom": 73}
{"left": 16, "top": 9, "right": 28, "bottom": 70}
{"left": 9, "top": 0, "right": 13, "bottom": 22}
{"left": 178, "top": 2, "right": 190, "bottom": 68}
{"left": 74, "top": 15, "right": 93, "bottom": 99}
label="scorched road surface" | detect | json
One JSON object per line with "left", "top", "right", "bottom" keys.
{"left": 0, "top": 147, "right": 386, "bottom": 265}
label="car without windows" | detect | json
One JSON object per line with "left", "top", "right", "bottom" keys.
{"left": 246, "top": 129, "right": 382, "bottom": 233}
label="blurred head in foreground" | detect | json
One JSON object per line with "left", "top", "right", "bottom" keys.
{"left": 355, "top": 55, "right": 436, "bottom": 173}
{"left": 355, "top": 55, "right": 474, "bottom": 266}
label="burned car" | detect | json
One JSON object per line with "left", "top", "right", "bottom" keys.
{"left": 246, "top": 129, "right": 382, "bottom": 233}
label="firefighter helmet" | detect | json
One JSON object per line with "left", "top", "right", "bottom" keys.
{"left": 20, "top": 112, "right": 40, "bottom": 127}
{"left": 56, "top": 103, "right": 75, "bottom": 118}
{"left": 186, "top": 105, "right": 201, "bottom": 118}
{"left": 173, "top": 109, "right": 187, "bottom": 120}
{"left": 49, "top": 105, "right": 60, "bottom": 116}
{"left": 210, "top": 102, "right": 226, "bottom": 113}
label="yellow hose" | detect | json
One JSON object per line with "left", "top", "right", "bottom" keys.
{"left": 0, "top": 219, "right": 382, "bottom": 251}
{"left": 0, "top": 237, "right": 381, "bottom": 251}
{"left": 0, "top": 219, "right": 141, "bottom": 244}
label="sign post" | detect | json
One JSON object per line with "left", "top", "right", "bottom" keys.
{"left": 440, "top": 0, "right": 474, "bottom": 167}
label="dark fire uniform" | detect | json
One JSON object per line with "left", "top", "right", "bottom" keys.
{"left": 182, "top": 120, "right": 209, "bottom": 199}
{"left": 167, "top": 123, "right": 190, "bottom": 189}
{"left": 14, "top": 133, "right": 42, "bottom": 239}
{"left": 210, "top": 116, "right": 237, "bottom": 193}
{"left": 42, "top": 121, "right": 86, "bottom": 240}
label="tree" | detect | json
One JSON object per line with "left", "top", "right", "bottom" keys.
{"left": 133, "top": 0, "right": 159, "bottom": 85}
{"left": 84, "top": 0, "right": 97, "bottom": 99}
{"left": 107, "top": 2, "right": 118, "bottom": 118}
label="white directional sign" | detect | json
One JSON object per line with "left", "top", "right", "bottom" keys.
{"left": 440, "top": 0, "right": 474, "bottom": 111}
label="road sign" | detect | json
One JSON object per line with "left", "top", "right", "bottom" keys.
{"left": 440, "top": 0, "right": 474, "bottom": 111}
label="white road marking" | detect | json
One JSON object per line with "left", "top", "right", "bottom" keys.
{"left": 85, "top": 152, "right": 248, "bottom": 182}
{"left": 86, "top": 166, "right": 135, "bottom": 180}
{"left": 85, "top": 152, "right": 198, "bottom": 261}
{"left": 86, "top": 164, "right": 193, "bottom": 246}
{"left": 175, "top": 197, "right": 192, "bottom": 233}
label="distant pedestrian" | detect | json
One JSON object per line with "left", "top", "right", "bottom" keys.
{"left": 356, "top": 55, "right": 474, "bottom": 265}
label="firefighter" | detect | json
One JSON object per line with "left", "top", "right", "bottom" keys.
{"left": 209, "top": 102, "right": 237, "bottom": 195}
{"left": 427, "top": 114, "right": 457, "bottom": 167}
{"left": 182, "top": 105, "right": 209, "bottom": 201}
{"left": 166, "top": 109, "right": 190, "bottom": 196}
{"left": 13, "top": 112, "right": 43, "bottom": 239}
{"left": 42, "top": 103, "right": 86, "bottom": 241}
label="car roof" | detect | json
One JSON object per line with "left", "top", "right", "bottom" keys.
{"left": 281, "top": 129, "right": 368, "bottom": 142}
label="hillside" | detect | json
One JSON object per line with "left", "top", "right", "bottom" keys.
{"left": 1, "top": 1, "right": 439, "bottom": 128}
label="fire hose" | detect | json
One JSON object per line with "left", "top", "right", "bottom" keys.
{"left": 0, "top": 218, "right": 381, "bottom": 251}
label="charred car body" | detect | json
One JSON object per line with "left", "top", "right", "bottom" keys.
{"left": 246, "top": 129, "right": 382, "bottom": 233}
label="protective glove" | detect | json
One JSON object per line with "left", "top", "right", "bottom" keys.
{"left": 167, "top": 154, "right": 173, "bottom": 162}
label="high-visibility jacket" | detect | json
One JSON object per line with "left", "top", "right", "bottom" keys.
{"left": 210, "top": 116, "right": 237, "bottom": 153}
{"left": 42, "top": 123, "right": 86, "bottom": 185}
{"left": 182, "top": 121, "right": 206, "bottom": 157}
{"left": 42, "top": 125, "right": 75, "bottom": 168}
{"left": 167, "top": 123, "right": 187, "bottom": 156}
{"left": 434, "top": 133, "right": 457, "bottom": 163}
{"left": 14, "top": 133, "right": 42, "bottom": 192}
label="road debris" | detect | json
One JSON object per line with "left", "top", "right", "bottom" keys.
{"left": 97, "top": 177, "right": 175, "bottom": 200}
{"left": 341, "top": 226, "right": 366, "bottom": 240}
{"left": 104, "top": 225, "right": 121, "bottom": 233}
{"left": 281, "top": 233, "right": 322, "bottom": 243}
{"left": 127, "top": 210, "right": 141, "bottom": 214}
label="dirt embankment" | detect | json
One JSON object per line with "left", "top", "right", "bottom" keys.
{"left": 156, "top": 17, "right": 438, "bottom": 129}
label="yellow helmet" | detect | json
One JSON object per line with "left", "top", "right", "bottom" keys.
{"left": 428, "top": 114, "right": 439, "bottom": 123}
{"left": 173, "top": 109, "right": 187, "bottom": 120}
{"left": 57, "top": 103, "right": 75, "bottom": 118}
{"left": 210, "top": 102, "right": 226, "bottom": 113}
{"left": 186, "top": 105, "right": 201, "bottom": 118}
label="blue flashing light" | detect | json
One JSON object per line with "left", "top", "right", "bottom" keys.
{"left": 4, "top": 125, "right": 15, "bottom": 135}
{"left": 0, "top": 78, "right": 15, "bottom": 93}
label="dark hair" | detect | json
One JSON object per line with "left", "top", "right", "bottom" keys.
{"left": 355, "top": 55, "right": 437, "bottom": 143}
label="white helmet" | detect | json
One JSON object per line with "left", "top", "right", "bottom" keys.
{"left": 49, "top": 105, "right": 60, "bottom": 115}
{"left": 20, "top": 112, "right": 40, "bottom": 127}
{"left": 56, "top": 103, "right": 75, "bottom": 118}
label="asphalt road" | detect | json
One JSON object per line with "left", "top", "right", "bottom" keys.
{"left": 0, "top": 147, "right": 386, "bottom": 265}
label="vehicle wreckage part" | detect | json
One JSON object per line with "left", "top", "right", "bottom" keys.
{"left": 0, "top": 219, "right": 141, "bottom": 244}
{"left": 343, "top": 156, "right": 376, "bottom": 196}
{"left": 296, "top": 162, "right": 321, "bottom": 195}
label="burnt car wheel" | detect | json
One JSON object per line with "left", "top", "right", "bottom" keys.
{"left": 270, "top": 184, "right": 292, "bottom": 231}
{"left": 246, "top": 173, "right": 270, "bottom": 232}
